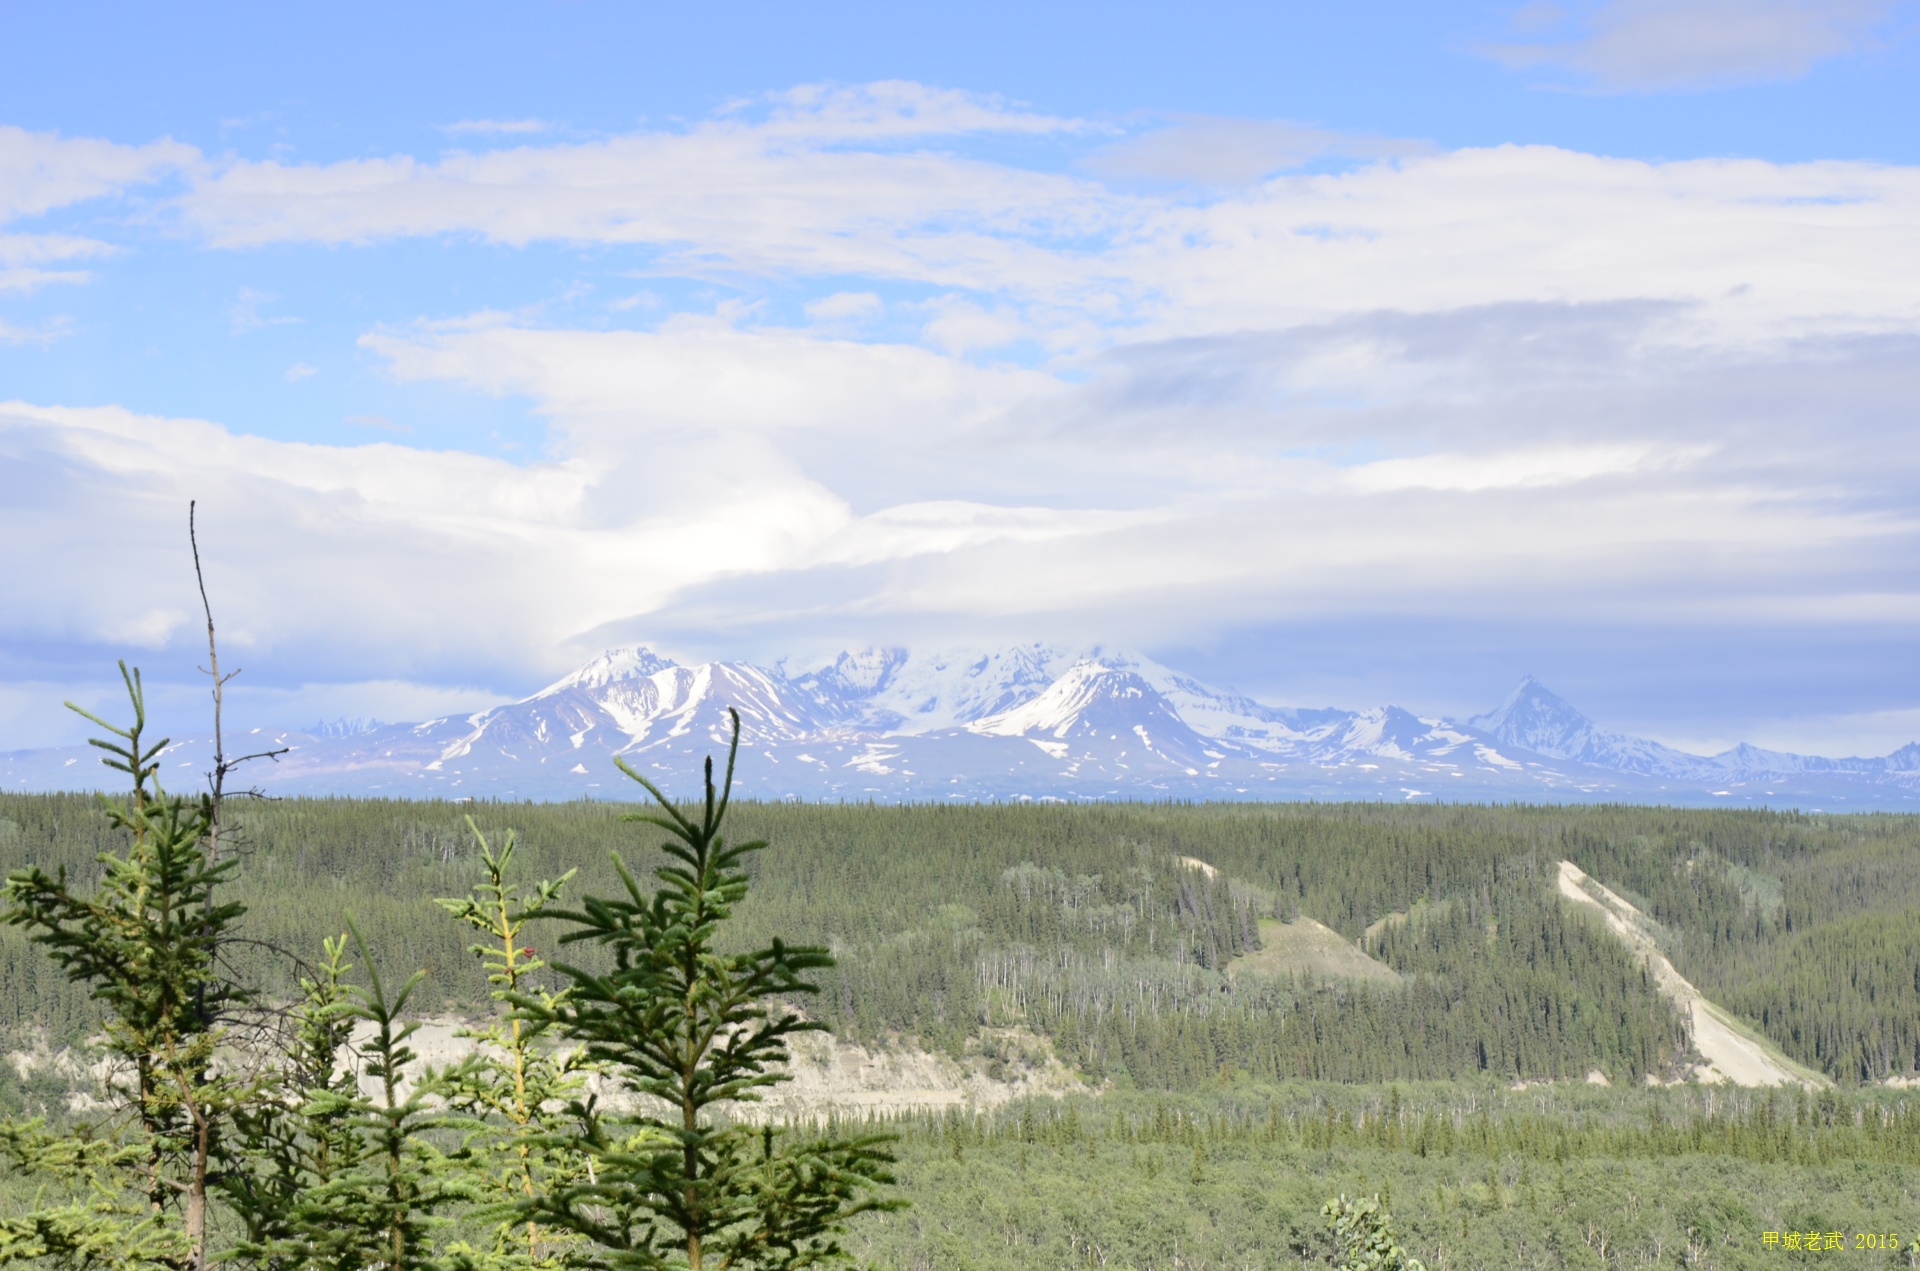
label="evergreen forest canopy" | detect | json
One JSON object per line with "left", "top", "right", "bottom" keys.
{"left": 7, "top": 786, "right": 1920, "bottom": 1088}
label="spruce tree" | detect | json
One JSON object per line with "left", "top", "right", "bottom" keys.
{"left": 436, "top": 821, "right": 591, "bottom": 1269}
{"left": 1, "top": 665, "right": 250, "bottom": 1271}
{"left": 250, "top": 921, "right": 478, "bottom": 1271}
{"left": 220, "top": 933, "right": 363, "bottom": 1263}
{"left": 519, "top": 710, "right": 901, "bottom": 1270}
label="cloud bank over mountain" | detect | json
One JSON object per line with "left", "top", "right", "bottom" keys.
{"left": 2, "top": 57, "right": 1917, "bottom": 757}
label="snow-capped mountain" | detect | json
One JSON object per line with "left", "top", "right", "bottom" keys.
{"left": 965, "top": 662, "right": 1233, "bottom": 771}
{"left": 5, "top": 645, "right": 1917, "bottom": 808}
{"left": 789, "top": 642, "right": 1103, "bottom": 732}
{"left": 1468, "top": 676, "right": 1712, "bottom": 778}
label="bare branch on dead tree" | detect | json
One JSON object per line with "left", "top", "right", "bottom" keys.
{"left": 189, "top": 501, "right": 289, "bottom": 865}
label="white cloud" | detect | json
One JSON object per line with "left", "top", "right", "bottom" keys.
{"left": 746, "top": 81, "right": 1089, "bottom": 141}
{"left": 8, "top": 89, "right": 1920, "bottom": 745}
{"left": 0, "top": 125, "right": 193, "bottom": 220}
{"left": 232, "top": 286, "right": 299, "bottom": 333}
{"left": 442, "top": 118, "right": 552, "bottom": 135}
{"left": 1085, "top": 116, "right": 1431, "bottom": 186}
{"left": 1129, "top": 148, "right": 1920, "bottom": 349}
{"left": 173, "top": 103, "right": 1920, "bottom": 358}
{"left": 0, "top": 398, "right": 857, "bottom": 679}
{"left": 1342, "top": 443, "right": 1711, "bottom": 493}
{"left": 0, "top": 126, "right": 193, "bottom": 294}
{"left": 103, "top": 606, "right": 190, "bottom": 648}
{"left": 804, "top": 291, "right": 884, "bottom": 322}
{"left": 285, "top": 362, "right": 318, "bottom": 381}
{"left": 0, "top": 232, "right": 116, "bottom": 292}
{"left": 919, "top": 295, "right": 1030, "bottom": 355}
{"left": 1484, "top": 0, "right": 1908, "bottom": 91}
{"left": 10, "top": 289, "right": 1914, "bottom": 694}
{"left": 0, "top": 315, "right": 72, "bottom": 344}
{"left": 180, "top": 83, "right": 1103, "bottom": 286}
{"left": 358, "top": 317, "right": 1056, "bottom": 456}
{"left": 807, "top": 501, "right": 1164, "bottom": 569}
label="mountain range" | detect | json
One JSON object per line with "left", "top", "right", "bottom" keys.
{"left": 5, "top": 644, "right": 1917, "bottom": 808}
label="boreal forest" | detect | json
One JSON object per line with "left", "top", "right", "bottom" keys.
{"left": 7, "top": 714, "right": 1920, "bottom": 1268}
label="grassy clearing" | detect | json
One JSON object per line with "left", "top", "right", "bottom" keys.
{"left": 1230, "top": 916, "right": 1401, "bottom": 986}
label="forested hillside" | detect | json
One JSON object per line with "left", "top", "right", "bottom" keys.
{"left": 7, "top": 794, "right": 1918, "bottom": 1086}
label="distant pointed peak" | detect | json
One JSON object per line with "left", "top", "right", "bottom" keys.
{"left": 533, "top": 645, "right": 678, "bottom": 697}
{"left": 1507, "top": 673, "right": 1562, "bottom": 700}
{"left": 1468, "top": 675, "right": 1599, "bottom": 757}
{"left": 1483, "top": 674, "right": 1581, "bottom": 715}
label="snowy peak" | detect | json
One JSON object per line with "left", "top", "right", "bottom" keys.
{"left": 787, "top": 646, "right": 910, "bottom": 726}
{"left": 438, "top": 654, "right": 833, "bottom": 773}
{"left": 1080, "top": 654, "right": 1325, "bottom": 752}
{"left": 1466, "top": 677, "right": 1713, "bottom": 778}
{"left": 21, "top": 641, "right": 1911, "bottom": 808}
{"left": 963, "top": 662, "right": 1230, "bottom": 771}
{"left": 1469, "top": 676, "right": 1596, "bottom": 758}
{"left": 1708, "top": 741, "right": 1920, "bottom": 779}
{"left": 820, "top": 642, "right": 1095, "bottom": 732}
{"left": 498, "top": 651, "right": 1915, "bottom": 793}
{"left": 798, "top": 646, "right": 908, "bottom": 697}
{"left": 1328, "top": 706, "right": 1478, "bottom": 762}
{"left": 969, "top": 662, "right": 1180, "bottom": 740}
{"left": 533, "top": 645, "right": 677, "bottom": 697}
{"left": 559, "top": 659, "right": 831, "bottom": 749}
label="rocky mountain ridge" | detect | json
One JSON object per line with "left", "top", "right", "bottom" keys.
{"left": 5, "top": 646, "right": 1916, "bottom": 807}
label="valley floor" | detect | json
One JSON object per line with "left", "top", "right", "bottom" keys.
{"left": 841, "top": 1081, "right": 1920, "bottom": 1269}
{"left": 856, "top": 1129, "right": 1918, "bottom": 1270}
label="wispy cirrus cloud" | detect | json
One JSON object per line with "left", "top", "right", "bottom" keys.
{"left": 740, "top": 80, "right": 1091, "bottom": 140}
{"left": 0, "top": 125, "right": 193, "bottom": 220}
{"left": 1084, "top": 116, "right": 1431, "bottom": 186}
{"left": 0, "top": 316, "right": 72, "bottom": 344}
{"left": 230, "top": 286, "right": 300, "bottom": 334}
{"left": 0, "top": 125, "right": 192, "bottom": 295}
{"left": 0, "top": 232, "right": 117, "bottom": 292}
{"left": 1340, "top": 442, "right": 1713, "bottom": 494}
{"left": 1483, "top": 0, "right": 1913, "bottom": 92}
{"left": 442, "top": 118, "right": 552, "bottom": 135}
{"left": 172, "top": 99, "right": 1920, "bottom": 358}
{"left": 182, "top": 83, "right": 1101, "bottom": 262}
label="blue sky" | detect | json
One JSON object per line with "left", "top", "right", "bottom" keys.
{"left": 2, "top": 0, "right": 1918, "bottom": 757}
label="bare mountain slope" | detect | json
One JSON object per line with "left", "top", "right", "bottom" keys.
{"left": 1554, "top": 861, "right": 1825, "bottom": 1088}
